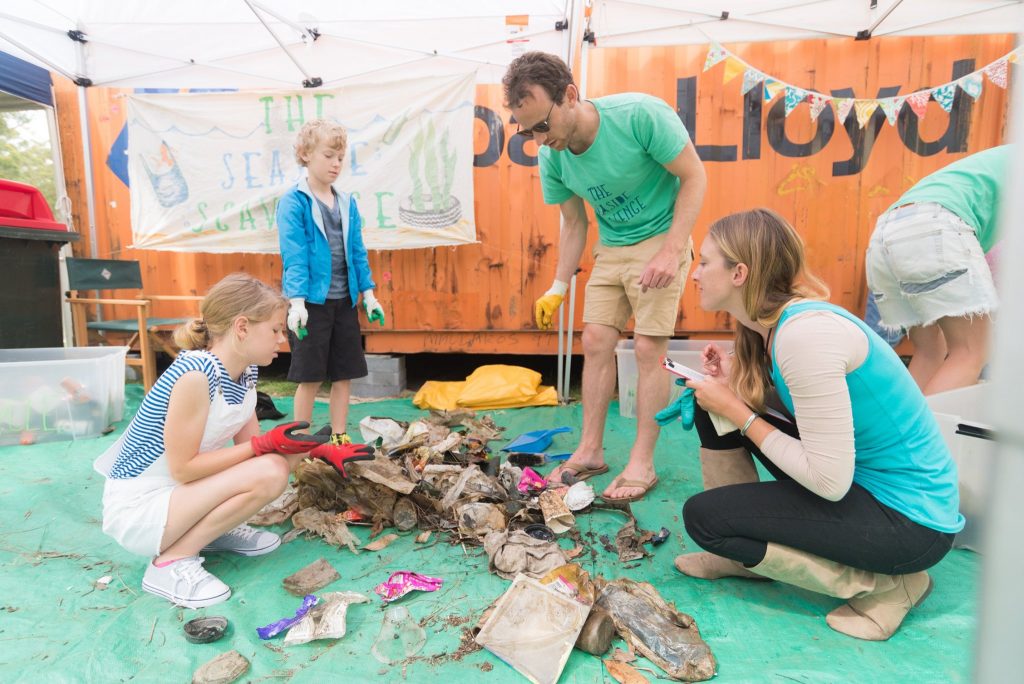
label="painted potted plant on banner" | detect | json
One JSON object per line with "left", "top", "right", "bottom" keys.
{"left": 400, "top": 120, "right": 461, "bottom": 229}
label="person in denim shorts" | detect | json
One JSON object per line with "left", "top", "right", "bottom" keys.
{"left": 866, "top": 145, "right": 1008, "bottom": 394}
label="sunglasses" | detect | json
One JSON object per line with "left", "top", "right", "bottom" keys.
{"left": 515, "top": 102, "right": 555, "bottom": 139}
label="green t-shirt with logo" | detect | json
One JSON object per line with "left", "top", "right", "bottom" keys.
{"left": 539, "top": 93, "right": 690, "bottom": 246}
{"left": 890, "top": 144, "right": 1009, "bottom": 252}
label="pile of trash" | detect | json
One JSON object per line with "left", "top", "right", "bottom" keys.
{"left": 246, "top": 408, "right": 717, "bottom": 682}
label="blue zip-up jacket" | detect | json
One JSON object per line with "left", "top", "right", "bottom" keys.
{"left": 276, "top": 175, "right": 374, "bottom": 306}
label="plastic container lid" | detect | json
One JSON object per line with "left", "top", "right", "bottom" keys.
{"left": 183, "top": 616, "right": 229, "bottom": 644}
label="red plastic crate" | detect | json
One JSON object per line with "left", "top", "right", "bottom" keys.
{"left": 0, "top": 178, "right": 66, "bottom": 231}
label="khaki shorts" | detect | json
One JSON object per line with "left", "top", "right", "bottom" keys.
{"left": 583, "top": 232, "right": 693, "bottom": 336}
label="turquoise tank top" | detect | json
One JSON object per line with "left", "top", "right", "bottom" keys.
{"left": 771, "top": 301, "right": 964, "bottom": 534}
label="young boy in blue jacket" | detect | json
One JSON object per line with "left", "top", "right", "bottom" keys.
{"left": 277, "top": 119, "right": 385, "bottom": 442}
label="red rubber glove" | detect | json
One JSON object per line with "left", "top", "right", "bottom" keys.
{"left": 251, "top": 421, "right": 328, "bottom": 456}
{"left": 309, "top": 442, "right": 375, "bottom": 477}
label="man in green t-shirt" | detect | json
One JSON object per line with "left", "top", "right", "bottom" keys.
{"left": 503, "top": 52, "right": 707, "bottom": 502}
{"left": 866, "top": 144, "right": 1008, "bottom": 394}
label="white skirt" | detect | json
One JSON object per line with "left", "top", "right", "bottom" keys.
{"left": 102, "top": 471, "right": 177, "bottom": 557}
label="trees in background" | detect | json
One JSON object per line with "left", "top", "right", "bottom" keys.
{"left": 0, "top": 110, "right": 56, "bottom": 209}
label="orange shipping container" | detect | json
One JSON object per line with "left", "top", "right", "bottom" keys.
{"left": 54, "top": 34, "right": 1012, "bottom": 354}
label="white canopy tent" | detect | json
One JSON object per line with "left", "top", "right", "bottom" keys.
{"left": 0, "top": 4, "right": 1021, "bottom": 678}
{"left": 588, "top": 0, "right": 1022, "bottom": 46}
{"left": 0, "top": 1, "right": 576, "bottom": 88}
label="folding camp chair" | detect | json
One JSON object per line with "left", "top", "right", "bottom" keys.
{"left": 65, "top": 257, "right": 201, "bottom": 391}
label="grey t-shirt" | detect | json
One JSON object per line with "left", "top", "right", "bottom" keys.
{"left": 316, "top": 191, "right": 349, "bottom": 300}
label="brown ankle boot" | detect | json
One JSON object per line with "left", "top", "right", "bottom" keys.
{"left": 825, "top": 572, "right": 933, "bottom": 641}
{"left": 750, "top": 544, "right": 932, "bottom": 641}
{"left": 674, "top": 551, "right": 769, "bottom": 580}
{"left": 699, "top": 447, "right": 758, "bottom": 490}
{"left": 677, "top": 448, "right": 763, "bottom": 580}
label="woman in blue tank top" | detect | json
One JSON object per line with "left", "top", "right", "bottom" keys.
{"left": 670, "top": 208, "right": 963, "bottom": 641}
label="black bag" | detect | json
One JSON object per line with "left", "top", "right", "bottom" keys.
{"left": 255, "top": 391, "right": 286, "bottom": 421}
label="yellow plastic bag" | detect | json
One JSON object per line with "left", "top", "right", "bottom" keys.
{"left": 412, "top": 381, "right": 466, "bottom": 411}
{"left": 457, "top": 365, "right": 541, "bottom": 408}
{"left": 411, "top": 365, "right": 558, "bottom": 411}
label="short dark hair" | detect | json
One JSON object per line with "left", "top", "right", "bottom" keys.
{"left": 502, "top": 51, "right": 575, "bottom": 108}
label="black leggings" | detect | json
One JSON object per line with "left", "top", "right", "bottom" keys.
{"left": 682, "top": 404, "right": 955, "bottom": 574}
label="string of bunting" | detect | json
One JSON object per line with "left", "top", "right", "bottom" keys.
{"left": 703, "top": 42, "right": 1022, "bottom": 128}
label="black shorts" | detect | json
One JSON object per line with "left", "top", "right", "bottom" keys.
{"left": 287, "top": 297, "right": 368, "bottom": 383}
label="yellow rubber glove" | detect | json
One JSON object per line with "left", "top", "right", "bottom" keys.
{"left": 534, "top": 280, "right": 569, "bottom": 330}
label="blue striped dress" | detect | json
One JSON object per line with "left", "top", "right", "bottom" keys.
{"left": 107, "top": 351, "right": 258, "bottom": 479}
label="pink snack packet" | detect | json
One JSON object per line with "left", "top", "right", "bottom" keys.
{"left": 373, "top": 571, "right": 444, "bottom": 603}
{"left": 517, "top": 467, "right": 548, "bottom": 493}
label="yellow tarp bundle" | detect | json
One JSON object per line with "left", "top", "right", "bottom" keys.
{"left": 413, "top": 364, "right": 559, "bottom": 411}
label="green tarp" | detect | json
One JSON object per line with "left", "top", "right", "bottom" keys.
{"left": 0, "top": 386, "right": 976, "bottom": 682}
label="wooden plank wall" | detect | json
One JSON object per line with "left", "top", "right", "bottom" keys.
{"left": 53, "top": 34, "right": 1012, "bottom": 355}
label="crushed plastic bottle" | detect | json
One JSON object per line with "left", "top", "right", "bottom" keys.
{"left": 371, "top": 605, "right": 426, "bottom": 665}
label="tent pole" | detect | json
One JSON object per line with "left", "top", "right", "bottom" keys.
{"left": 47, "top": 101, "right": 76, "bottom": 346}
{"left": 76, "top": 85, "right": 98, "bottom": 260}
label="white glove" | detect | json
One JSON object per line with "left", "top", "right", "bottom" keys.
{"left": 361, "top": 289, "right": 385, "bottom": 326}
{"left": 287, "top": 298, "right": 308, "bottom": 336}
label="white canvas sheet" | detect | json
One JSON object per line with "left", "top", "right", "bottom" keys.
{"left": 127, "top": 72, "right": 477, "bottom": 252}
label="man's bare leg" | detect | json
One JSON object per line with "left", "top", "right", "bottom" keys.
{"left": 603, "top": 333, "right": 668, "bottom": 499}
{"left": 547, "top": 323, "right": 619, "bottom": 483}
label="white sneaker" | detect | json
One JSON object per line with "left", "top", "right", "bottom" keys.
{"left": 202, "top": 524, "right": 281, "bottom": 557}
{"left": 142, "top": 556, "right": 231, "bottom": 608}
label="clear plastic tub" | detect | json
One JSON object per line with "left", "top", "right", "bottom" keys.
{"left": 926, "top": 383, "right": 994, "bottom": 552}
{"left": 0, "top": 346, "right": 128, "bottom": 446}
{"left": 615, "top": 339, "right": 733, "bottom": 418}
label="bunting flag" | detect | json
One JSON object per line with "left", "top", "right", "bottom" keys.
{"left": 836, "top": 98, "right": 855, "bottom": 124}
{"left": 932, "top": 83, "right": 957, "bottom": 112}
{"left": 741, "top": 68, "right": 764, "bottom": 95}
{"left": 959, "top": 73, "right": 984, "bottom": 100}
{"left": 784, "top": 86, "right": 808, "bottom": 115}
{"left": 854, "top": 99, "right": 879, "bottom": 128}
{"left": 722, "top": 56, "right": 745, "bottom": 84}
{"left": 984, "top": 59, "right": 1008, "bottom": 88}
{"left": 763, "top": 78, "right": 785, "bottom": 102}
{"left": 703, "top": 43, "right": 1019, "bottom": 127}
{"left": 904, "top": 90, "right": 931, "bottom": 119}
{"left": 703, "top": 42, "right": 728, "bottom": 71}
{"left": 807, "top": 93, "right": 831, "bottom": 121}
{"left": 879, "top": 97, "right": 902, "bottom": 126}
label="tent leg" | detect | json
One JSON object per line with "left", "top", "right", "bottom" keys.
{"left": 563, "top": 272, "right": 578, "bottom": 402}
{"left": 76, "top": 86, "right": 98, "bottom": 260}
{"left": 557, "top": 294, "right": 566, "bottom": 402}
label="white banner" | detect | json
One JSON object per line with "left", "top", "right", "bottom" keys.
{"left": 127, "top": 73, "right": 477, "bottom": 252}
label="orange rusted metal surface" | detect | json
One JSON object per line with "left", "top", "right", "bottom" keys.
{"left": 53, "top": 34, "right": 1012, "bottom": 354}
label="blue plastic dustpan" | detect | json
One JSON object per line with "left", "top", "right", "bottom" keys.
{"left": 500, "top": 426, "right": 571, "bottom": 453}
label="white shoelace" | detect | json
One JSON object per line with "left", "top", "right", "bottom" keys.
{"left": 172, "top": 557, "right": 210, "bottom": 587}
{"left": 223, "top": 524, "right": 259, "bottom": 542}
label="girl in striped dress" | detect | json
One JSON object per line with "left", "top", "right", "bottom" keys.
{"left": 94, "top": 274, "right": 332, "bottom": 608}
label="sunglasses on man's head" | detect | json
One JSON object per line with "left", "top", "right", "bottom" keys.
{"left": 515, "top": 102, "right": 555, "bottom": 139}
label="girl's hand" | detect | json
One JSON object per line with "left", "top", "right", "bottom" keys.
{"left": 702, "top": 343, "right": 732, "bottom": 381}
{"left": 687, "top": 377, "right": 746, "bottom": 417}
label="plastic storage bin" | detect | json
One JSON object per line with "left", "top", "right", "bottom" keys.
{"left": 0, "top": 346, "right": 128, "bottom": 446}
{"left": 926, "top": 383, "right": 994, "bottom": 552}
{"left": 615, "top": 339, "right": 733, "bottom": 418}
